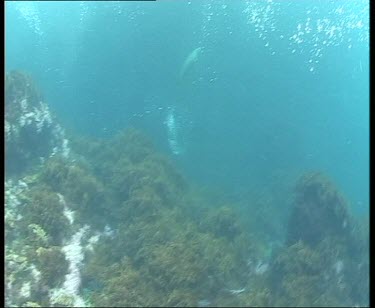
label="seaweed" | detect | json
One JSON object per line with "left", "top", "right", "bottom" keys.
{"left": 21, "top": 184, "right": 71, "bottom": 246}
{"left": 5, "top": 70, "right": 43, "bottom": 121}
{"left": 39, "top": 156, "right": 109, "bottom": 228}
{"left": 91, "top": 257, "right": 160, "bottom": 307}
{"left": 35, "top": 246, "right": 69, "bottom": 288}
{"left": 203, "top": 205, "right": 241, "bottom": 240}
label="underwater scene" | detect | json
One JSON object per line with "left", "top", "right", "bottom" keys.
{"left": 5, "top": 1, "right": 369, "bottom": 307}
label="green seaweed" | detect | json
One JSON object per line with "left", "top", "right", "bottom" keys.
{"left": 21, "top": 184, "right": 71, "bottom": 246}
{"left": 39, "top": 156, "right": 109, "bottom": 228}
{"left": 35, "top": 246, "right": 69, "bottom": 287}
{"left": 91, "top": 257, "right": 160, "bottom": 307}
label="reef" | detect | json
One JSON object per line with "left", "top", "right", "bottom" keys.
{"left": 4, "top": 72, "right": 369, "bottom": 307}
{"left": 5, "top": 70, "right": 70, "bottom": 177}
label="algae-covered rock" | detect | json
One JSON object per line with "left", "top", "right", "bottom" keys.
{"left": 268, "top": 172, "right": 369, "bottom": 307}
{"left": 21, "top": 185, "right": 71, "bottom": 245}
{"left": 5, "top": 70, "right": 70, "bottom": 177}
{"left": 287, "top": 172, "right": 353, "bottom": 247}
{"left": 35, "top": 246, "right": 69, "bottom": 287}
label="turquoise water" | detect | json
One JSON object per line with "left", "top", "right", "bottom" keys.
{"left": 5, "top": 1, "right": 369, "bottom": 216}
{"left": 5, "top": 1, "right": 369, "bottom": 306}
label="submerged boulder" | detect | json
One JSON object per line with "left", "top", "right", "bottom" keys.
{"left": 286, "top": 172, "right": 352, "bottom": 247}
{"left": 266, "top": 172, "right": 369, "bottom": 307}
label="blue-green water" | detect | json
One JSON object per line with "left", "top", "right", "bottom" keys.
{"left": 5, "top": 1, "right": 369, "bottom": 306}
{"left": 5, "top": 1, "right": 369, "bottom": 217}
